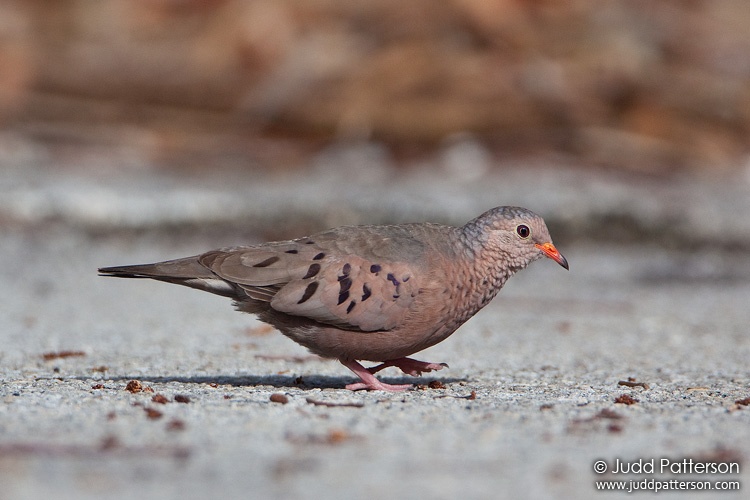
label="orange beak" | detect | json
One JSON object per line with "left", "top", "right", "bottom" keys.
{"left": 535, "top": 242, "right": 569, "bottom": 270}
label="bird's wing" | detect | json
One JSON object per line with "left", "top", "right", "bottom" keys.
{"left": 201, "top": 228, "right": 425, "bottom": 331}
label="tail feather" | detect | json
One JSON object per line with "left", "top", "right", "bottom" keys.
{"left": 98, "top": 256, "right": 239, "bottom": 298}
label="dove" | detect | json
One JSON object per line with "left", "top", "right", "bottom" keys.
{"left": 99, "top": 206, "right": 568, "bottom": 391}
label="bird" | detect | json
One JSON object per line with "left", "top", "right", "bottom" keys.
{"left": 99, "top": 206, "right": 568, "bottom": 391}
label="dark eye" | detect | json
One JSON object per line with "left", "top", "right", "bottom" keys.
{"left": 516, "top": 224, "right": 530, "bottom": 239}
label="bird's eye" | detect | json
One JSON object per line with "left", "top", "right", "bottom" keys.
{"left": 516, "top": 224, "right": 531, "bottom": 239}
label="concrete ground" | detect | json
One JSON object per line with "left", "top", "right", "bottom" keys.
{"left": 1, "top": 150, "right": 749, "bottom": 499}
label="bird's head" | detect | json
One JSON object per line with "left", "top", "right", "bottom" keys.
{"left": 465, "top": 206, "right": 569, "bottom": 271}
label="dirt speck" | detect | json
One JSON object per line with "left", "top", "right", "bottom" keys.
{"left": 326, "top": 428, "right": 350, "bottom": 444}
{"left": 144, "top": 407, "right": 163, "bottom": 420}
{"left": 151, "top": 394, "right": 169, "bottom": 404}
{"left": 125, "top": 380, "right": 143, "bottom": 393}
{"left": 618, "top": 378, "right": 649, "bottom": 390}
{"left": 99, "top": 435, "right": 120, "bottom": 451}
{"left": 615, "top": 394, "right": 638, "bottom": 405}
{"left": 270, "top": 393, "right": 289, "bottom": 404}
{"left": 166, "top": 419, "right": 186, "bottom": 431}
{"left": 42, "top": 350, "right": 85, "bottom": 361}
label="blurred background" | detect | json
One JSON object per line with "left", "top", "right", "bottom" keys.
{"left": 1, "top": 0, "right": 749, "bottom": 244}
{"left": 1, "top": 0, "right": 749, "bottom": 175}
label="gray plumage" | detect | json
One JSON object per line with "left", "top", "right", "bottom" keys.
{"left": 99, "top": 206, "right": 568, "bottom": 391}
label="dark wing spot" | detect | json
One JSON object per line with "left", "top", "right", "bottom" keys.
{"left": 342, "top": 263, "right": 351, "bottom": 275}
{"left": 403, "top": 275, "right": 410, "bottom": 282}
{"left": 253, "top": 256, "right": 280, "bottom": 268}
{"left": 285, "top": 249, "right": 298, "bottom": 254}
{"left": 386, "top": 273, "right": 399, "bottom": 286}
{"left": 370, "top": 264, "right": 381, "bottom": 274}
{"left": 337, "top": 290, "right": 350, "bottom": 305}
{"left": 361, "top": 283, "right": 372, "bottom": 301}
{"left": 297, "top": 282, "right": 318, "bottom": 304}
{"left": 313, "top": 252, "right": 325, "bottom": 260}
{"left": 346, "top": 300, "right": 356, "bottom": 314}
{"left": 393, "top": 294, "right": 400, "bottom": 299}
{"left": 302, "top": 263, "right": 321, "bottom": 279}
{"left": 338, "top": 276, "right": 352, "bottom": 294}
{"left": 305, "top": 240, "right": 315, "bottom": 245}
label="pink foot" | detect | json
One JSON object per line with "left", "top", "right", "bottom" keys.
{"left": 340, "top": 359, "right": 413, "bottom": 391}
{"left": 367, "top": 357, "right": 449, "bottom": 377}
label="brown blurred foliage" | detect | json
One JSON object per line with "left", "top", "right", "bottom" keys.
{"left": 1, "top": 0, "right": 749, "bottom": 172}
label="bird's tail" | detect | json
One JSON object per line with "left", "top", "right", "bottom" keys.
{"left": 98, "top": 256, "right": 239, "bottom": 298}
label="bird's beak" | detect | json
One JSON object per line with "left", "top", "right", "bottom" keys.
{"left": 535, "top": 242, "right": 569, "bottom": 270}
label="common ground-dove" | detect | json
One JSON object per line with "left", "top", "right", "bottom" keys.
{"left": 99, "top": 206, "right": 567, "bottom": 391}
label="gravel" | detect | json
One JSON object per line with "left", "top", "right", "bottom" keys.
{"left": 1, "top": 158, "right": 749, "bottom": 499}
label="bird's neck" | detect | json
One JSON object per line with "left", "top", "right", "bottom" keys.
{"left": 472, "top": 252, "right": 514, "bottom": 305}
{"left": 445, "top": 240, "right": 515, "bottom": 323}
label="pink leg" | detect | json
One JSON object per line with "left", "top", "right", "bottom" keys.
{"left": 367, "top": 357, "right": 449, "bottom": 377}
{"left": 340, "top": 359, "right": 413, "bottom": 391}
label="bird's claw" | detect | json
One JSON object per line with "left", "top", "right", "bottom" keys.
{"left": 367, "top": 358, "right": 449, "bottom": 376}
{"left": 345, "top": 381, "right": 413, "bottom": 392}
